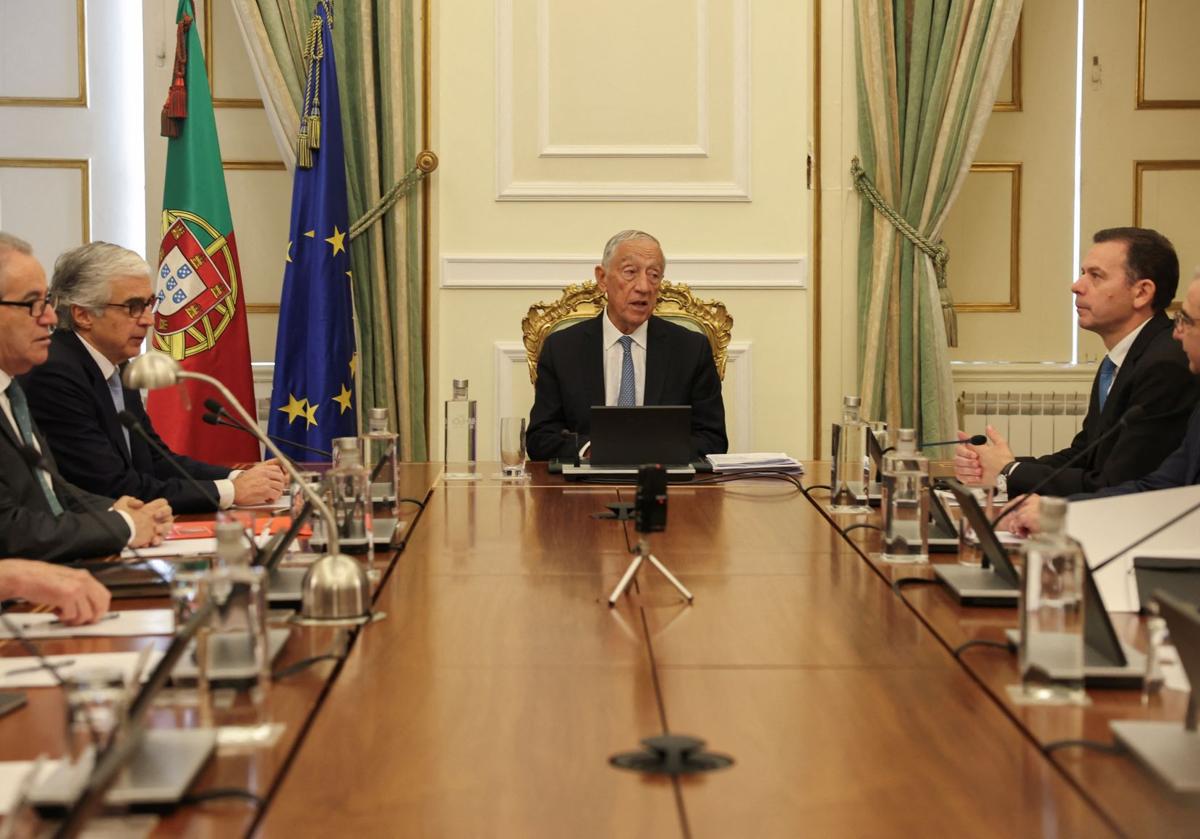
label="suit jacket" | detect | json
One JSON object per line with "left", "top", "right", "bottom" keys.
{"left": 1008, "top": 312, "right": 1200, "bottom": 496}
{"left": 21, "top": 331, "right": 229, "bottom": 514}
{"left": 527, "top": 314, "right": 728, "bottom": 461}
{"left": 1076, "top": 403, "right": 1200, "bottom": 499}
{"left": 0, "top": 392, "right": 128, "bottom": 561}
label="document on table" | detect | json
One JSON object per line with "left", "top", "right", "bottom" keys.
{"left": 122, "top": 533, "right": 272, "bottom": 559}
{"left": 705, "top": 452, "right": 804, "bottom": 473}
{"left": 0, "top": 650, "right": 164, "bottom": 689}
{"left": 1068, "top": 484, "right": 1200, "bottom": 612}
{"left": 0, "top": 610, "right": 175, "bottom": 640}
{"left": 0, "top": 759, "right": 61, "bottom": 815}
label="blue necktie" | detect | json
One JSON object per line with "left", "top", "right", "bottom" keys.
{"left": 107, "top": 370, "right": 130, "bottom": 454}
{"left": 617, "top": 335, "right": 636, "bottom": 407}
{"left": 1097, "top": 356, "right": 1117, "bottom": 411}
{"left": 6, "top": 381, "right": 64, "bottom": 515}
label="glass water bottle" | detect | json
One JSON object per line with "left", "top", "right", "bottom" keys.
{"left": 830, "top": 395, "right": 871, "bottom": 514}
{"left": 880, "top": 428, "right": 930, "bottom": 564}
{"left": 363, "top": 407, "right": 399, "bottom": 512}
{"left": 444, "top": 379, "right": 477, "bottom": 477}
{"left": 328, "top": 444, "right": 375, "bottom": 577}
{"left": 1015, "top": 497, "right": 1088, "bottom": 705}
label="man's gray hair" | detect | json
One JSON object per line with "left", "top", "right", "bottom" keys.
{"left": 601, "top": 230, "right": 666, "bottom": 271}
{"left": 52, "top": 241, "right": 152, "bottom": 329}
{"left": 0, "top": 232, "right": 34, "bottom": 293}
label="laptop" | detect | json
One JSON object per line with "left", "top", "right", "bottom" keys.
{"left": 562, "top": 406, "right": 697, "bottom": 480}
{"left": 1003, "top": 560, "right": 1146, "bottom": 688}
{"left": 932, "top": 479, "right": 1021, "bottom": 605}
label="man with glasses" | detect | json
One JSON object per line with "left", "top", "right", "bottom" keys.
{"left": 955, "top": 227, "right": 1199, "bottom": 496}
{"left": 0, "top": 232, "right": 172, "bottom": 560}
{"left": 526, "top": 230, "right": 727, "bottom": 461}
{"left": 21, "top": 242, "right": 284, "bottom": 514}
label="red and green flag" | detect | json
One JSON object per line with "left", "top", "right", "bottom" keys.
{"left": 147, "top": 0, "right": 258, "bottom": 463}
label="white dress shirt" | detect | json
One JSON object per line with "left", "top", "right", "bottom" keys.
{"left": 0, "top": 366, "right": 135, "bottom": 543}
{"left": 602, "top": 310, "right": 648, "bottom": 407}
{"left": 79, "top": 338, "right": 237, "bottom": 509}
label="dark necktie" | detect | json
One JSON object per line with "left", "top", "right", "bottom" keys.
{"left": 6, "top": 381, "right": 64, "bottom": 515}
{"left": 1097, "top": 356, "right": 1117, "bottom": 411}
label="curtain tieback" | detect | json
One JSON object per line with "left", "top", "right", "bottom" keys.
{"left": 349, "top": 151, "right": 439, "bottom": 241}
{"left": 850, "top": 157, "right": 958, "bottom": 348}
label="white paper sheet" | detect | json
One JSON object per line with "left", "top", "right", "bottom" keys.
{"left": 0, "top": 759, "right": 62, "bottom": 815}
{"left": 0, "top": 650, "right": 164, "bottom": 689}
{"left": 0, "top": 610, "right": 174, "bottom": 640}
{"left": 1068, "top": 484, "right": 1200, "bottom": 612}
{"left": 121, "top": 532, "right": 272, "bottom": 559}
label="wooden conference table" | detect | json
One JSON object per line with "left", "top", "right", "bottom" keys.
{"left": 1, "top": 462, "right": 1195, "bottom": 836}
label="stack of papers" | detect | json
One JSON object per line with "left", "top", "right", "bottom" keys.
{"left": 705, "top": 453, "right": 804, "bottom": 474}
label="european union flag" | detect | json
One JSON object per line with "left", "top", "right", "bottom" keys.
{"left": 269, "top": 1, "right": 355, "bottom": 460}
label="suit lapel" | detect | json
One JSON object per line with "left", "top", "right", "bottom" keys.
{"left": 584, "top": 316, "right": 606, "bottom": 409}
{"left": 1102, "top": 313, "right": 1169, "bottom": 418}
{"left": 64, "top": 333, "right": 132, "bottom": 467}
{"left": 643, "top": 317, "right": 666, "bottom": 406}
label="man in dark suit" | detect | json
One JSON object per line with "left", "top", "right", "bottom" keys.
{"left": 22, "top": 242, "right": 285, "bottom": 514}
{"left": 955, "top": 227, "right": 1198, "bottom": 497}
{"left": 1008, "top": 274, "right": 1200, "bottom": 533}
{"left": 0, "top": 233, "right": 171, "bottom": 561}
{"left": 527, "top": 230, "right": 727, "bottom": 461}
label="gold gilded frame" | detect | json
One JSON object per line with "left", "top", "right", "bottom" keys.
{"left": 1137, "top": 0, "right": 1200, "bottom": 109}
{"left": 952, "top": 162, "right": 1022, "bottom": 313}
{"left": 203, "top": 0, "right": 263, "bottom": 109}
{"left": 521, "top": 280, "right": 733, "bottom": 385}
{"left": 1133, "top": 160, "right": 1200, "bottom": 225}
{"left": 222, "top": 160, "right": 287, "bottom": 313}
{"left": 0, "top": 0, "right": 87, "bottom": 107}
{"left": 0, "top": 158, "right": 90, "bottom": 242}
{"left": 992, "top": 14, "right": 1022, "bottom": 112}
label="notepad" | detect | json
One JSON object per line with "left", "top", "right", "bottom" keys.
{"left": 0, "top": 650, "right": 164, "bottom": 689}
{"left": 0, "top": 610, "right": 174, "bottom": 640}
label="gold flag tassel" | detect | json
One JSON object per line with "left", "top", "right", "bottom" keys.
{"left": 160, "top": 12, "right": 192, "bottom": 137}
{"left": 294, "top": 15, "right": 322, "bottom": 169}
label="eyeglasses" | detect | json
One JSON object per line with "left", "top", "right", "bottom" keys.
{"left": 1174, "top": 308, "right": 1197, "bottom": 331}
{"left": 0, "top": 293, "right": 53, "bottom": 319}
{"left": 103, "top": 296, "right": 159, "bottom": 319}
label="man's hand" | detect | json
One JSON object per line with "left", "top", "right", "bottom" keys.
{"left": 232, "top": 462, "right": 287, "bottom": 506}
{"left": 973, "top": 425, "right": 1016, "bottom": 488}
{"left": 126, "top": 498, "right": 173, "bottom": 547}
{"left": 111, "top": 495, "right": 144, "bottom": 514}
{"left": 1005, "top": 494, "right": 1043, "bottom": 537}
{"left": 0, "top": 559, "right": 111, "bottom": 626}
{"left": 953, "top": 430, "right": 984, "bottom": 484}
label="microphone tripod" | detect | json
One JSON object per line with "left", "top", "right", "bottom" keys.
{"left": 608, "top": 466, "right": 693, "bottom": 607}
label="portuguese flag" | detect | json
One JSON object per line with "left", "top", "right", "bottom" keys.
{"left": 147, "top": 0, "right": 258, "bottom": 463}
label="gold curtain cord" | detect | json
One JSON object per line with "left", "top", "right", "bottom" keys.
{"left": 850, "top": 157, "right": 958, "bottom": 347}
{"left": 348, "top": 150, "right": 438, "bottom": 240}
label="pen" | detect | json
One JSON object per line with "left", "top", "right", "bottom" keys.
{"left": 5, "top": 659, "right": 75, "bottom": 677}
{"left": 44, "top": 613, "right": 120, "bottom": 629}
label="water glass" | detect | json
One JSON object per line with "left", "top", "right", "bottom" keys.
{"left": 170, "top": 555, "right": 213, "bottom": 624}
{"left": 63, "top": 666, "right": 128, "bottom": 764}
{"left": 500, "top": 417, "right": 527, "bottom": 478}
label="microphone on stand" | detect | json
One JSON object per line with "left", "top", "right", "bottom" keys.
{"left": 17, "top": 447, "right": 171, "bottom": 587}
{"left": 922, "top": 434, "right": 987, "bottom": 448}
{"left": 203, "top": 398, "right": 332, "bottom": 460}
{"left": 990, "top": 405, "right": 1146, "bottom": 529}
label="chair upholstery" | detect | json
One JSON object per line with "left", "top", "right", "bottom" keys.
{"left": 521, "top": 280, "right": 733, "bottom": 384}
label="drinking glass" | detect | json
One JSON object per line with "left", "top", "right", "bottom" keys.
{"left": 63, "top": 666, "right": 127, "bottom": 764}
{"left": 500, "top": 417, "right": 527, "bottom": 479}
{"left": 170, "top": 555, "right": 213, "bottom": 624}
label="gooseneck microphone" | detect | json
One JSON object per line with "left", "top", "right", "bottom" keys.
{"left": 117, "top": 411, "right": 221, "bottom": 509}
{"left": 204, "top": 398, "right": 332, "bottom": 459}
{"left": 17, "top": 447, "right": 170, "bottom": 585}
{"left": 922, "top": 434, "right": 987, "bottom": 448}
{"left": 990, "top": 405, "right": 1146, "bottom": 529}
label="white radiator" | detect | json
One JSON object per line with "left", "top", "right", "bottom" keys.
{"left": 956, "top": 390, "right": 1089, "bottom": 456}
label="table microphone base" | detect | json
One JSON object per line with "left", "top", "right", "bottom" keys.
{"left": 608, "top": 538, "right": 693, "bottom": 607}
{"left": 1110, "top": 720, "right": 1200, "bottom": 793}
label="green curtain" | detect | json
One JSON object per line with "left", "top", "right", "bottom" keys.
{"left": 231, "top": 0, "right": 428, "bottom": 459}
{"left": 853, "top": 0, "right": 1022, "bottom": 442}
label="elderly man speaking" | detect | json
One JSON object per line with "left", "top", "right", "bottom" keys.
{"left": 22, "top": 242, "right": 284, "bottom": 514}
{"left": 526, "top": 230, "right": 727, "bottom": 461}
